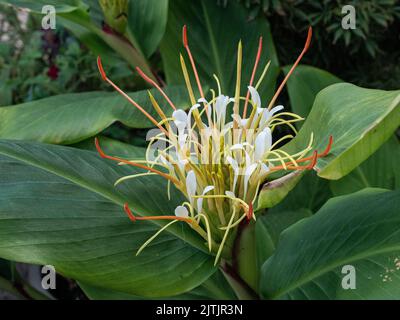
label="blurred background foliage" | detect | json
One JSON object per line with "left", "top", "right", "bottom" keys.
{"left": 1, "top": 0, "right": 399, "bottom": 108}
{"left": 228, "top": 0, "right": 400, "bottom": 89}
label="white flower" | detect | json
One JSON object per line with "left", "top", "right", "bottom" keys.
{"left": 186, "top": 170, "right": 197, "bottom": 203}
{"left": 254, "top": 128, "right": 272, "bottom": 161}
{"left": 175, "top": 206, "right": 189, "bottom": 218}
{"left": 197, "top": 185, "right": 215, "bottom": 213}
{"left": 248, "top": 86, "right": 261, "bottom": 109}
{"left": 172, "top": 109, "right": 188, "bottom": 133}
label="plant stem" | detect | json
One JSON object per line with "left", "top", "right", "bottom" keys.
{"left": 220, "top": 261, "right": 259, "bottom": 300}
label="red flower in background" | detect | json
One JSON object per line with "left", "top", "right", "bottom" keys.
{"left": 47, "top": 64, "right": 59, "bottom": 80}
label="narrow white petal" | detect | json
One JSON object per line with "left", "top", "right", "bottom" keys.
{"left": 197, "top": 185, "right": 215, "bottom": 213}
{"left": 203, "top": 185, "right": 215, "bottom": 195}
{"left": 244, "top": 163, "right": 258, "bottom": 197}
{"left": 186, "top": 170, "right": 197, "bottom": 198}
{"left": 270, "top": 105, "right": 284, "bottom": 116}
{"left": 175, "top": 206, "right": 189, "bottom": 218}
{"left": 225, "top": 191, "right": 236, "bottom": 198}
{"left": 248, "top": 86, "right": 261, "bottom": 109}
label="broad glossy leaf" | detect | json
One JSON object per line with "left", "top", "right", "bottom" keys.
{"left": 283, "top": 65, "right": 342, "bottom": 122}
{"left": 284, "top": 83, "right": 400, "bottom": 179}
{"left": 261, "top": 188, "right": 400, "bottom": 300}
{"left": 0, "top": 86, "right": 188, "bottom": 144}
{"left": 160, "top": 0, "right": 279, "bottom": 102}
{"left": 0, "top": 140, "right": 215, "bottom": 297}
{"left": 79, "top": 270, "right": 236, "bottom": 300}
{"left": 268, "top": 171, "right": 333, "bottom": 214}
{"left": 127, "top": 0, "right": 169, "bottom": 58}
{"left": 330, "top": 136, "right": 400, "bottom": 196}
{"left": 256, "top": 209, "right": 312, "bottom": 270}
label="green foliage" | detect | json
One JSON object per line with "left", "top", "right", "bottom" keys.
{"left": 0, "top": 0, "right": 399, "bottom": 301}
{"left": 261, "top": 189, "right": 400, "bottom": 299}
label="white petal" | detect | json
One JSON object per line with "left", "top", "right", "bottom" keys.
{"left": 197, "top": 185, "right": 215, "bottom": 213}
{"left": 248, "top": 86, "right": 261, "bottom": 109}
{"left": 186, "top": 170, "right": 197, "bottom": 198}
{"left": 175, "top": 206, "right": 189, "bottom": 218}
{"left": 226, "top": 156, "right": 238, "bottom": 171}
{"left": 203, "top": 185, "right": 215, "bottom": 195}
{"left": 187, "top": 104, "right": 200, "bottom": 127}
{"left": 173, "top": 109, "right": 188, "bottom": 132}
{"left": 225, "top": 191, "right": 236, "bottom": 198}
{"left": 254, "top": 129, "right": 272, "bottom": 161}
{"left": 244, "top": 163, "right": 258, "bottom": 197}
{"left": 270, "top": 105, "right": 284, "bottom": 116}
{"left": 230, "top": 143, "right": 244, "bottom": 151}
{"left": 215, "top": 95, "right": 228, "bottom": 118}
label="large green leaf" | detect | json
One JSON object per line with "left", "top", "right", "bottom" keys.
{"left": 127, "top": 0, "right": 169, "bottom": 58}
{"left": 256, "top": 209, "right": 312, "bottom": 271}
{"left": 160, "top": 0, "right": 279, "bottom": 102}
{"left": 0, "top": 140, "right": 215, "bottom": 297}
{"left": 284, "top": 83, "right": 400, "bottom": 179}
{"left": 0, "top": 86, "right": 188, "bottom": 144}
{"left": 267, "top": 171, "right": 333, "bottom": 214}
{"left": 283, "top": 65, "right": 342, "bottom": 122}
{"left": 79, "top": 270, "right": 236, "bottom": 300}
{"left": 260, "top": 188, "right": 400, "bottom": 300}
{"left": 330, "top": 136, "right": 400, "bottom": 196}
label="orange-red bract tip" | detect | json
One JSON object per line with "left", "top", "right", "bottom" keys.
{"left": 304, "top": 27, "right": 312, "bottom": 51}
{"left": 308, "top": 150, "right": 318, "bottom": 169}
{"left": 321, "top": 135, "right": 333, "bottom": 157}
{"left": 94, "top": 137, "right": 106, "bottom": 158}
{"left": 97, "top": 56, "right": 107, "bottom": 81}
{"left": 182, "top": 25, "right": 188, "bottom": 47}
{"left": 247, "top": 203, "right": 253, "bottom": 220}
{"left": 123, "top": 203, "right": 137, "bottom": 222}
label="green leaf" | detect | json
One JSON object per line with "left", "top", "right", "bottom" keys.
{"left": 0, "top": 140, "right": 215, "bottom": 297}
{"left": 256, "top": 209, "right": 312, "bottom": 270}
{"left": 71, "top": 136, "right": 146, "bottom": 159}
{"left": 160, "top": 0, "right": 279, "bottom": 102}
{"left": 283, "top": 65, "right": 342, "bottom": 122}
{"left": 257, "top": 171, "right": 304, "bottom": 210}
{"left": 330, "top": 136, "right": 400, "bottom": 196}
{"left": 79, "top": 270, "right": 236, "bottom": 300}
{"left": 260, "top": 188, "right": 400, "bottom": 300}
{"left": 284, "top": 83, "right": 400, "bottom": 179}
{"left": 127, "top": 0, "right": 169, "bottom": 58}
{"left": 0, "top": 86, "right": 189, "bottom": 144}
{"left": 268, "top": 171, "right": 333, "bottom": 214}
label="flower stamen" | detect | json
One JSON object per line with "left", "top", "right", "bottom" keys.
{"left": 95, "top": 137, "right": 179, "bottom": 184}
{"left": 123, "top": 203, "right": 194, "bottom": 224}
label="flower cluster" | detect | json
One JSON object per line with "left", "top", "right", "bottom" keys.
{"left": 95, "top": 26, "right": 332, "bottom": 263}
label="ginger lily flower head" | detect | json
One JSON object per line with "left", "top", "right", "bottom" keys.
{"left": 95, "top": 25, "right": 333, "bottom": 264}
